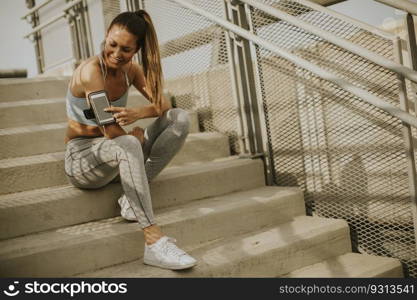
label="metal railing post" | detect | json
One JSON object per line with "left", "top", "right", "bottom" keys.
{"left": 405, "top": 13, "right": 417, "bottom": 123}
{"left": 222, "top": 1, "right": 247, "bottom": 156}
{"left": 241, "top": 1, "right": 276, "bottom": 185}
{"left": 224, "top": 0, "right": 248, "bottom": 157}
{"left": 66, "top": 7, "right": 82, "bottom": 68}
{"left": 66, "top": 0, "right": 94, "bottom": 68}
{"left": 25, "top": 8, "right": 45, "bottom": 74}
{"left": 223, "top": 0, "right": 273, "bottom": 184}
{"left": 405, "top": 13, "right": 417, "bottom": 71}
{"left": 394, "top": 37, "right": 417, "bottom": 251}
{"left": 33, "top": 11, "right": 45, "bottom": 74}
{"left": 81, "top": 0, "right": 94, "bottom": 57}
{"left": 224, "top": 0, "right": 255, "bottom": 155}
{"left": 125, "top": 0, "right": 144, "bottom": 11}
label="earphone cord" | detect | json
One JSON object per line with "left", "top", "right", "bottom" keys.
{"left": 99, "top": 52, "right": 108, "bottom": 136}
{"left": 99, "top": 52, "right": 108, "bottom": 82}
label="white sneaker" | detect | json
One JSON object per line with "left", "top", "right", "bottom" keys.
{"left": 118, "top": 194, "right": 136, "bottom": 221}
{"left": 144, "top": 236, "right": 197, "bottom": 270}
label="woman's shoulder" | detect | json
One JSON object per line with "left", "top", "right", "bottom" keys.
{"left": 70, "top": 56, "right": 103, "bottom": 95}
{"left": 73, "top": 56, "right": 103, "bottom": 85}
{"left": 77, "top": 56, "right": 102, "bottom": 78}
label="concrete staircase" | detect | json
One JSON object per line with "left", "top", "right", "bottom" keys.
{"left": 0, "top": 77, "right": 403, "bottom": 278}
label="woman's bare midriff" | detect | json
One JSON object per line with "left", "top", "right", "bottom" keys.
{"left": 65, "top": 120, "right": 103, "bottom": 144}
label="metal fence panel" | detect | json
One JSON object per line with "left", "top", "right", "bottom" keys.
{"left": 145, "top": 0, "right": 241, "bottom": 154}
{"left": 249, "top": 0, "right": 416, "bottom": 277}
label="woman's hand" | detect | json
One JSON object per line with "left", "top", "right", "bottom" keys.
{"left": 128, "top": 126, "right": 145, "bottom": 145}
{"left": 104, "top": 106, "right": 138, "bottom": 126}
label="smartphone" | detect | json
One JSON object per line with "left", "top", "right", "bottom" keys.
{"left": 87, "top": 90, "right": 115, "bottom": 125}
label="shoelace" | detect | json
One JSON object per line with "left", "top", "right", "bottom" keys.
{"left": 162, "top": 237, "right": 187, "bottom": 258}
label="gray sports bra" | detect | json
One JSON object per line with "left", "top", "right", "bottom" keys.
{"left": 66, "top": 55, "right": 131, "bottom": 126}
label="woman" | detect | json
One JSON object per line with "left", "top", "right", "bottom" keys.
{"left": 64, "top": 10, "right": 197, "bottom": 270}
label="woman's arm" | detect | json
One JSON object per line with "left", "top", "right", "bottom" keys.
{"left": 80, "top": 63, "right": 127, "bottom": 139}
{"left": 131, "top": 62, "right": 172, "bottom": 118}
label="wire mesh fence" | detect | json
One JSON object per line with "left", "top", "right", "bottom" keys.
{"left": 147, "top": 0, "right": 417, "bottom": 277}
{"left": 144, "top": 0, "right": 241, "bottom": 154}
{"left": 250, "top": 0, "right": 417, "bottom": 277}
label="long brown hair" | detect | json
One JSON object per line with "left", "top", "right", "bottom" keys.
{"left": 108, "top": 10, "right": 163, "bottom": 114}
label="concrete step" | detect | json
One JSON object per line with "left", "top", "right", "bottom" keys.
{"left": 0, "top": 93, "right": 199, "bottom": 131}
{"left": 0, "top": 122, "right": 67, "bottom": 159}
{"left": 0, "top": 186, "right": 304, "bottom": 277}
{"left": 79, "top": 216, "right": 352, "bottom": 278}
{"left": 0, "top": 77, "right": 176, "bottom": 104}
{"left": 0, "top": 123, "right": 216, "bottom": 159}
{"left": 282, "top": 253, "right": 403, "bottom": 278}
{"left": 0, "top": 98, "right": 66, "bottom": 128}
{"left": 0, "top": 157, "right": 264, "bottom": 240}
{"left": 0, "top": 133, "right": 232, "bottom": 195}
{"left": 0, "top": 76, "right": 70, "bottom": 102}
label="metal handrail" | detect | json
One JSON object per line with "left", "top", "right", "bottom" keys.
{"left": 23, "top": 0, "right": 84, "bottom": 39}
{"left": 241, "top": 0, "right": 417, "bottom": 84}
{"left": 159, "top": 0, "right": 396, "bottom": 60}
{"left": 375, "top": 0, "right": 417, "bottom": 16}
{"left": 24, "top": 13, "right": 66, "bottom": 39}
{"left": 21, "top": 0, "right": 53, "bottom": 20}
{"left": 171, "top": 0, "right": 417, "bottom": 128}
{"left": 43, "top": 56, "right": 75, "bottom": 71}
{"left": 301, "top": 0, "right": 396, "bottom": 40}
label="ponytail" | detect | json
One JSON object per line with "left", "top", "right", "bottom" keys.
{"left": 135, "top": 10, "right": 163, "bottom": 115}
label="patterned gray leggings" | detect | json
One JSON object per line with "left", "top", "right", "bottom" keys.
{"left": 64, "top": 108, "right": 190, "bottom": 228}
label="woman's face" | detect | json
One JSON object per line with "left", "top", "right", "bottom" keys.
{"left": 104, "top": 25, "right": 138, "bottom": 68}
